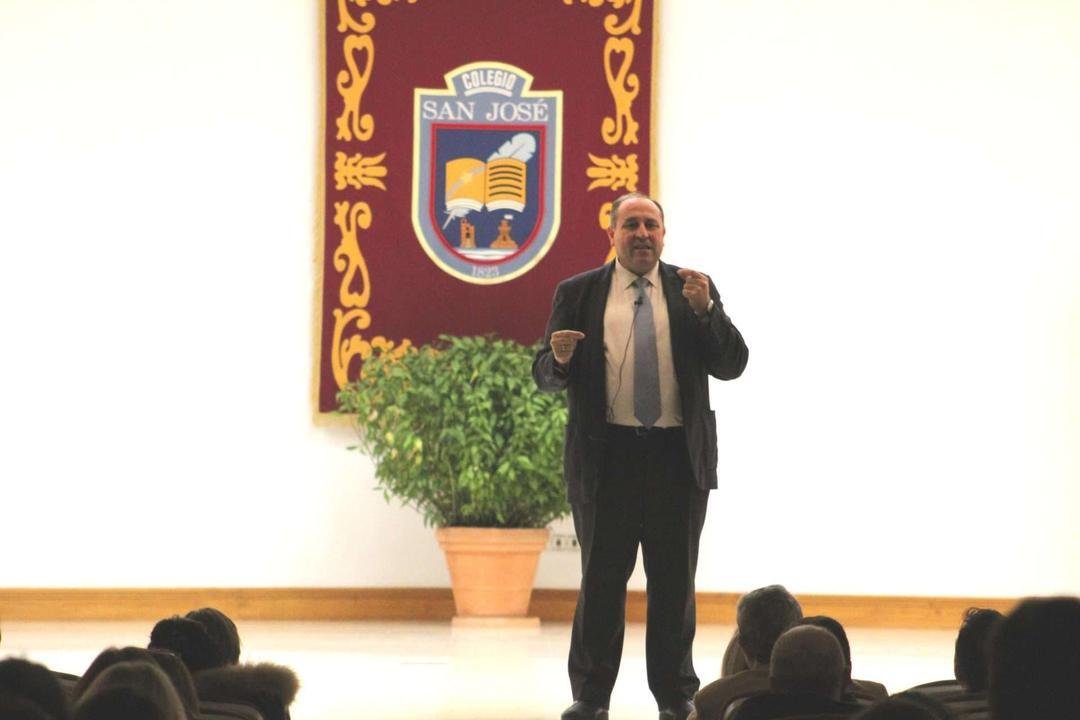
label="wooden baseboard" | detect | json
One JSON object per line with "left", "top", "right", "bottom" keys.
{"left": 0, "top": 588, "right": 1018, "bottom": 629}
{"left": 536, "top": 590, "right": 1018, "bottom": 629}
{"left": 0, "top": 588, "right": 456, "bottom": 622}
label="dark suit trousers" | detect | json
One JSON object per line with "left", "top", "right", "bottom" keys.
{"left": 569, "top": 424, "right": 710, "bottom": 709}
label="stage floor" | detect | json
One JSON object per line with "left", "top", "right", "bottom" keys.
{"left": 1, "top": 620, "right": 957, "bottom": 719}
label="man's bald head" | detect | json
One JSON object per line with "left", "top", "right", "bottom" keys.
{"left": 769, "top": 625, "right": 847, "bottom": 700}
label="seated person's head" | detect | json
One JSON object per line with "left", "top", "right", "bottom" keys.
{"left": 147, "top": 650, "right": 200, "bottom": 720}
{"left": 72, "top": 647, "right": 159, "bottom": 702}
{"left": 149, "top": 616, "right": 222, "bottom": 673}
{"left": 768, "top": 625, "right": 846, "bottom": 700}
{"left": 73, "top": 661, "right": 185, "bottom": 720}
{"left": 0, "top": 694, "right": 58, "bottom": 720}
{"left": 0, "top": 657, "right": 71, "bottom": 720}
{"left": 953, "top": 606, "right": 1003, "bottom": 692}
{"left": 854, "top": 692, "right": 950, "bottom": 720}
{"left": 186, "top": 607, "right": 241, "bottom": 666}
{"left": 989, "top": 595, "right": 1080, "bottom": 720}
{"left": 798, "top": 615, "right": 853, "bottom": 683}
{"left": 736, "top": 584, "right": 803, "bottom": 667}
{"left": 720, "top": 628, "right": 749, "bottom": 677}
{"left": 73, "top": 646, "right": 198, "bottom": 719}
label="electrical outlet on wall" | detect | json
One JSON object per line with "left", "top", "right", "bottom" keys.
{"left": 547, "top": 533, "right": 580, "bottom": 552}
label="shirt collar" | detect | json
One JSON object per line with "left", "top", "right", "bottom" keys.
{"left": 614, "top": 259, "right": 661, "bottom": 290}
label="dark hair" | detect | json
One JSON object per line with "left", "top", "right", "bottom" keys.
{"left": 736, "top": 584, "right": 803, "bottom": 665}
{"left": 74, "top": 689, "right": 170, "bottom": 720}
{"left": 149, "top": 616, "right": 221, "bottom": 673}
{"left": 953, "top": 607, "right": 1003, "bottom": 692}
{"left": 989, "top": 596, "right": 1080, "bottom": 720}
{"left": 186, "top": 607, "right": 241, "bottom": 666}
{"left": 73, "top": 647, "right": 197, "bottom": 720}
{"left": 147, "top": 650, "right": 200, "bottom": 720}
{"left": 0, "top": 694, "right": 56, "bottom": 720}
{"left": 73, "top": 647, "right": 158, "bottom": 701}
{"left": 73, "top": 662, "right": 184, "bottom": 720}
{"left": 854, "top": 692, "right": 951, "bottom": 720}
{"left": 0, "top": 657, "right": 72, "bottom": 720}
{"left": 608, "top": 192, "right": 665, "bottom": 229}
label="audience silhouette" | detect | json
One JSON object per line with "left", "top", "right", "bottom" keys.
{"left": 988, "top": 596, "right": 1080, "bottom": 720}
{"left": 5, "top": 591, "right": 1080, "bottom": 720}
{"left": 719, "top": 628, "right": 749, "bottom": 678}
{"left": 72, "top": 660, "right": 185, "bottom": 720}
{"left": 728, "top": 625, "right": 863, "bottom": 720}
{"left": 0, "top": 607, "right": 297, "bottom": 720}
{"left": 0, "top": 694, "right": 59, "bottom": 720}
{"left": 72, "top": 646, "right": 201, "bottom": 720}
{"left": 954, "top": 607, "right": 1003, "bottom": 693}
{"left": 187, "top": 607, "right": 242, "bottom": 666}
{"left": 0, "top": 657, "right": 72, "bottom": 720}
{"left": 691, "top": 590, "right": 1079, "bottom": 720}
{"left": 898, "top": 606, "right": 1003, "bottom": 718}
{"left": 690, "top": 584, "right": 803, "bottom": 720}
{"left": 798, "top": 615, "right": 888, "bottom": 702}
{"left": 149, "top": 616, "right": 223, "bottom": 673}
{"left": 854, "top": 692, "right": 951, "bottom": 720}
{"left": 152, "top": 607, "right": 298, "bottom": 720}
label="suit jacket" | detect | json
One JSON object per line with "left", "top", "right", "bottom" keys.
{"left": 689, "top": 668, "right": 770, "bottom": 720}
{"left": 533, "top": 260, "right": 748, "bottom": 503}
{"left": 728, "top": 691, "right": 863, "bottom": 720}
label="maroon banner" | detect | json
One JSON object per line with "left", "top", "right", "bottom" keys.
{"left": 317, "top": 0, "right": 656, "bottom": 413}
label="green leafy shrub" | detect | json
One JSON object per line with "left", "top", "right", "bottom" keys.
{"left": 337, "top": 335, "right": 570, "bottom": 528}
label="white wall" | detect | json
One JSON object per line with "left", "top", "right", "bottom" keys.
{"left": 1, "top": 1, "right": 1076, "bottom": 597}
{"left": 658, "top": 0, "right": 1080, "bottom": 597}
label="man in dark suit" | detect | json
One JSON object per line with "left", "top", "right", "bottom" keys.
{"left": 533, "top": 193, "right": 748, "bottom": 720}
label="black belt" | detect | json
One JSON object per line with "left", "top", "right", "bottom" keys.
{"left": 606, "top": 423, "right": 684, "bottom": 439}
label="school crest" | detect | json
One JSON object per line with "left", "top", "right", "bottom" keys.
{"left": 412, "top": 62, "right": 563, "bottom": 285}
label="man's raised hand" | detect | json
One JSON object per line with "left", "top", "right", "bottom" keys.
{"left": 677, "top": 268, "right": 711, "bottom": 314}
{"left": 551, "top": 330, "right": 586, "bottom": 366}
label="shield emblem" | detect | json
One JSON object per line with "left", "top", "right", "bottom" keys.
{"left": 412, "top": 62, "right": 563, "bottom": 285}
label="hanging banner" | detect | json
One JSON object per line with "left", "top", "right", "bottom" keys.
{"left": 317, "top": 0, "right": 657, "bottom": 414}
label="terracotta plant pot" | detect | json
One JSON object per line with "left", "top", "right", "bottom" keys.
{"left": 436, "top": 527, "right": 550, "bottom": 625}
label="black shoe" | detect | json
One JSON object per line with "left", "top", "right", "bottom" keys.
{"left": 561, "top": 700, "right": 609, "bottom": 720}
{"left": 658, "top": 699, "right": 695, "bottom": 720}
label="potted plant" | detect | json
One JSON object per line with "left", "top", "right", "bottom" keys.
{"left": 337, "top": 334, "right": 571, "bottom": 625}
